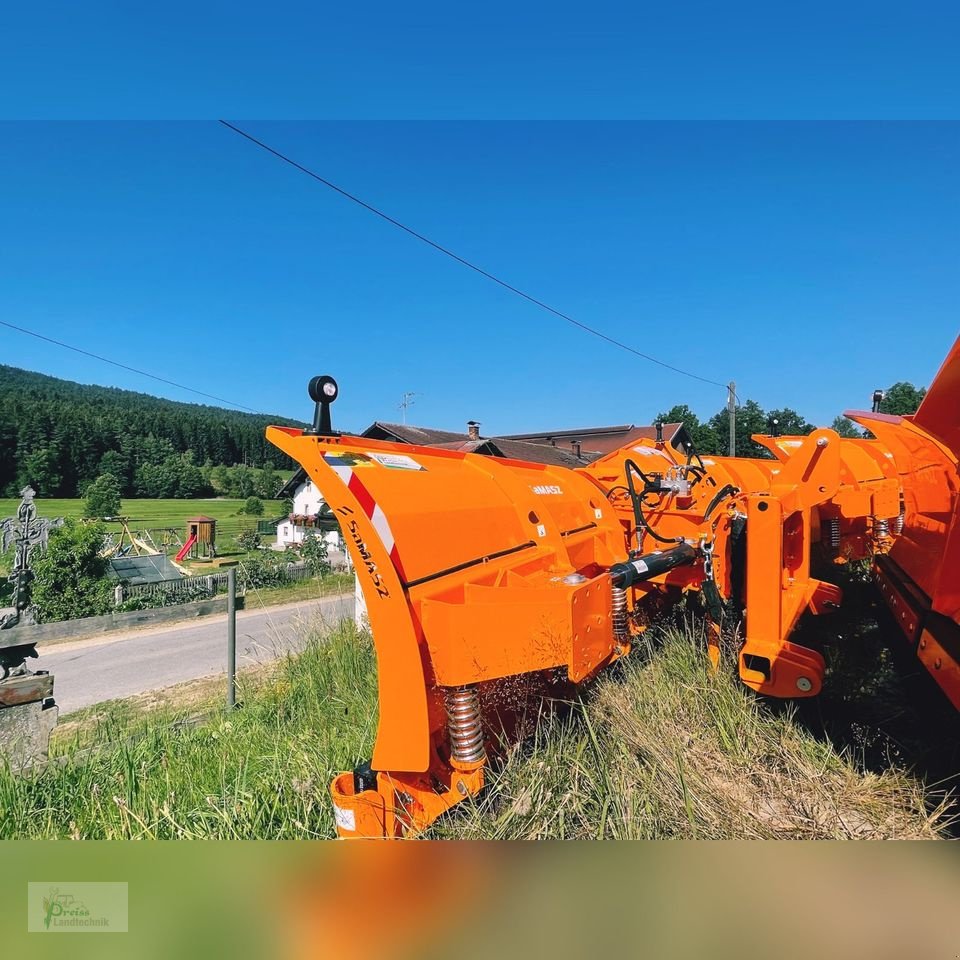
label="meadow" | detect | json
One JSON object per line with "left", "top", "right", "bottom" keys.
{"left": 0, "top": 498, "right": 294, "bottom": 570}
{"left": 0, "top": 497, "right": 284, "bottom": 539}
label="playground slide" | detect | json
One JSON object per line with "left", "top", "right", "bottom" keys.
{"left": 175, "top": 534, "right": 197, "bottom": 563}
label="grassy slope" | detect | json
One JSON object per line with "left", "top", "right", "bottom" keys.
{"left": 433, "top": 621, "right": 946, "bottom": 839}
{"left": 0, "top": 616, "right": 948, "bottom": 840}
{"left": 0, "top": 622, "right": 377, "bottom": 839}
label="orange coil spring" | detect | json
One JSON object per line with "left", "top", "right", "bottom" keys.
{"left": 825, "top": 518, "right": 841, "bottom": 549}
{"left": 611, "top": 582, "right": 629, "bottom": 642}
{"left": 445, "top": 686, "right": 486, "bottom": 764}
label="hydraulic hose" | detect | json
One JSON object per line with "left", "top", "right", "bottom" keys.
{"left": 609, "top": 542, "right": 697, "bottom": 588}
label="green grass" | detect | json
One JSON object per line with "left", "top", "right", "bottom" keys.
{"left": 0, "top": 614, "right": 948, "bottom": 840}
{"left": 241, "top": 572, "right": 355, "bottom": 608}
{"left": 0, "top": 621, "right": 377, "bottom": 839}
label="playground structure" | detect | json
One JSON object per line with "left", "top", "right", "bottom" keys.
{"left": 175, "top": 516, "right": 217, "bottom": 562}
{"left": 267, "top": 341, "right": 960, "bottom": 838}
{"left": 100, "top": 517, "right": 182, "bottom": 559}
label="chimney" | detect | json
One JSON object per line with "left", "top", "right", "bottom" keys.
{"left": 571, "top": 439, "right": 582, "bottom": 459}
{"left": 467, "top": 420, "right": 480, "bottom": 441}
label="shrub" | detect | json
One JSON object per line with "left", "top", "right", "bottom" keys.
{"left": 301, "top": 531, "right": 331, "bottom": 576}
{"left": 30, "top": 520, "right": 114, "bottom": 623}
{"left": 236, "top": 530, "right": 262, "bottom": 552}
{"left": 237, "top": 555, "right": 288, "bottom": 590}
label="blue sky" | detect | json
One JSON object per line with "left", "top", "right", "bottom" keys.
{"left": 1, "top": 3, "right": 958, "bottom": 435}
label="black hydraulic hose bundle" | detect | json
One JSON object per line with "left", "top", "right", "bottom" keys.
{"left": 624, "top": 459, "right": 686, "bottom": 546}
{"left": 703, "top": 483, "right": 739, "bottom": 521}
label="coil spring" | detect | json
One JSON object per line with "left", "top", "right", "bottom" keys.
{"left": 445, "top": 686, "right": 486, "bottom": 764}
{"left": 611, "top": 583, "right": 629, "bottom": 642}
{"left": 824, "top": 518, "right": 841, "bottom": 549}
{"left": 873, "top": 517, "right": 890, "bottom": 539}
{"left": 891, "top": 512, "right": 905, "bottom": 536}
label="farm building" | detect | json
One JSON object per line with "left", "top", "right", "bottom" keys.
{"left": 274, "top": 418, "right": 686, "bottom": 549}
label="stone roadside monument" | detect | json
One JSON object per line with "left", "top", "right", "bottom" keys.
{"left": 0, "top": 486, "right": 63, "bottom": 767}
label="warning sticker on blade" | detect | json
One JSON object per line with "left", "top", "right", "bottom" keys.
{"left": 333, "top": 805, "right": 356, "bottom": 832}
{"left": 324, "top": 452, "right": 375, "bottom": 468}
{"left": 370, "top": 453, "right": 425, "bottom": 471}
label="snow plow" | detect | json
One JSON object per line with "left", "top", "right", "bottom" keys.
{"left": 266, "top": 339, "right": 960, "bottom": 839}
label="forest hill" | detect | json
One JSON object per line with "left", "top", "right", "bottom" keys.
{"left": 1, "top": 364, "right": 303, "bottom": 498}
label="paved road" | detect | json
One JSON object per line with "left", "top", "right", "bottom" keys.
{"left": 37, "top": 595, "right": 353, "bottom": 714}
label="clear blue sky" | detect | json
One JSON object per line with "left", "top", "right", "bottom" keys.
{"left": 1, "top": 3, "right": 958, "bottom": 436}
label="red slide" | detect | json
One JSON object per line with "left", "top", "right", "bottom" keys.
{"left": 175, "top": 534, "right": 197, "bottom": 562}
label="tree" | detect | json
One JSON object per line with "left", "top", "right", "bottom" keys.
{"left": 880, "top": 381, "right": 926, "bottom": 416}
{"left": 831, "top": 415, "right": 863, "bottom": 439}
{"left": 244, "top": 496, "right": 264, "bottom": 516}
{"left": 208, "top": 464, "right": 231, "bottom": 495}
{"left": 707, "top": 398, "right": 770, "bottom": 459}
{"left": 655, "top": 404, "right": 722, "bottom": 456}
{"left": 29, "top": 520, "right": 114, "bottom": 623}
{"left": 18, "top": 443, "right": 62, "bottom": 497}
{"left": 256, "top": 462, "right": 281, "bottom": 499}
{"left": 765, "top": 408, "right": 814, "bottom": 437}
{"left": 229, "top": 465, "right": 256, "bottom": 499}
{"left": 301, "top": 530, "right": 331, "bottom": 576}
{"left": 83, "top": 473, "right": 122, "bottom": 518}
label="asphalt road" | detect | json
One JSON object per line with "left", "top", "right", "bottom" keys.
{"left": 36, "top": 594, "right": 353, "bottom": 714}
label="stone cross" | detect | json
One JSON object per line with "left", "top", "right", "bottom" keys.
{"left": 0, "top": 486, "right": 64, "bottom": 630}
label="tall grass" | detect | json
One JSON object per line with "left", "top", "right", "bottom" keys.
{"left": 432, "top": 619, "right": 949, "bottom": 839}
{"left": 0, "top": 622, "right": 377, "bottom": 839}
{"left": 0, "top": 614, "right": 949, "bottom": 839}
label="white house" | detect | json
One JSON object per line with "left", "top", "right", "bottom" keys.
{"left": 275, "top": 470, "right": 343, "bottom": 553}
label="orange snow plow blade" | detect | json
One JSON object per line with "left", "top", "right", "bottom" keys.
{"left": 267, "top": 425, "right": 629, "bottom": 836}
{"left": 267, "top": 334, "right": 960, "bottom": 837}
{"left": 845, "top": 335, "right": 960, "bottom": 708}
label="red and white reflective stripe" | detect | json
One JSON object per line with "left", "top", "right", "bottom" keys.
{"left": 326, "top": 460, "right": 406, "bottom": 581}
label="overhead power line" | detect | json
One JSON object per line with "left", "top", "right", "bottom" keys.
{"left": 0, "top": 319, "right": 260, "bottom": 413}
{"left": 218, "top": 120, "right": 729, "bottom": 390}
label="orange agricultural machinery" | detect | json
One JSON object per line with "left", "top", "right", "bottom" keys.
{"left": 267, "top": 339, "right": 960, "bottom": 839}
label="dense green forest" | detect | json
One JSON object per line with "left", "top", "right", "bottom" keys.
{"left": 0, "top": 365, "right": 305, "bottom": 498}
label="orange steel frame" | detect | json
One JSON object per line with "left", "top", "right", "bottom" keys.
{"left": 266, "top": 334, "right": 960, "bottom": 838}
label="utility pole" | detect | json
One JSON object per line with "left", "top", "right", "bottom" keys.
{"left": 727, "top": 381, "right": 737, "bottom": 457}
{"left": 226, "top": 567, "right": 237, "bottom": 710}
{"left": 398, "top": 392, "right": 419, "bottom": 424}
